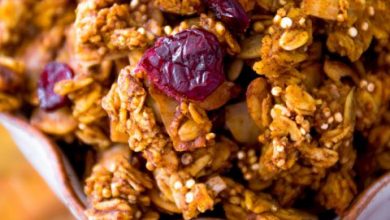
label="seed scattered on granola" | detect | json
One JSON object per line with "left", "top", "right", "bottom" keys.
{"left": 276, "top": 159, "right": 286, "bottom": 167}
{"left": 174, "top": 181, "right": 183, "bottom": 190}
{"left": 325, "top": 142, "right": 333, "bottom": 148}
{"left": 275, "top": 145, "right": 284, "bottom": 152}
{"left": 323, "top": 108, "right": 332, "bottom": 117}
{"left": 251, "top": 164, "right": 259, "bottom": 170}
{"left": 328, "top": 116, "right": 334, "bottom": 124}
{"left": 368, "top": 6, "right": 375, "bottom": 16}
{"left": 334, "top": 112, "right": 343, "bottom": 122}
{"left": 181, "top": 153, "right": 193, "bottom": 165}
{"left": 348, "top": 27, "right": 358, "bottom": 38}
{"left": 271, "top": 86, "right": 282, "bottom": 96}
{"left": 337, "top": 14, "right": 345, "bottom": 22}
{"left": 321, "top": 123, "right": 329, "bottom": 130}
{"left": 367, "top": 82, "right": 375, "bottom": 92}
{"left": 244, "top": 173, "right": 252, "bottom": 180}
{"left": 135, "top": 211, "right": 142, "bottom": 219}
{"left": 360, "top": 80, "right": 368, "bottom": 88}
{"left": 185, "top": 192, "right": 194, "bottom": 203}
{"left": 299, "top": 18, "right": 306, "bottom": 26}
{"left": 279, "top": 0, "right": 287, "bottom": 5}
{"left": 215, "top": 22, "right": 226, "bottom": 35}
{"left": 273, "top": 15, "right": 282, "bottom": 23}
{"left": 163, "top": 26, "right": 172, "bottom": 35}
{"left": 280, "top": 17, "right": 293, "bottom": 29}
{"left": 237, "top": 151, "right": 245, "bottom": 160}
{"left": 130, "top": 0, "right": 139, "bottom": 9}
{"left": 300, "top": 127, "right": 307, "bottom": 135}
{"left": 249, "top": 156, "right": 257, "bottom": 164}
{"left": 361, "top": 22, "right": 369, "bottom": 31}
{"left": 137, "top": 27, "right": 146, "bottom": 35}
{"left": 205, "top": 132, "right": 216, "bottom": 140}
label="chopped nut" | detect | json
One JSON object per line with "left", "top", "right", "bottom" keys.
{"left": 279, "top": 30, "right": 309, "bottom": 51}
{"left": 178, "top": 120, "right": 202, "bottom": 142}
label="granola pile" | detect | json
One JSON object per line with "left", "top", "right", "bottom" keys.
{"left": 1, "top": 0, "right": 390, "bottom": 219}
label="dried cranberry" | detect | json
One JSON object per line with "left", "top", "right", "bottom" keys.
{"left": 38, "top": 62, "right": 74, "bottom": 111}
{"left": 136, "top": 29, "right": 225, "bottom": 101}
{"left": 204, "top": 0, "right": 250, "bottom": 33}
{"left": 0, "top": 65, "right": 23, "bottom": 92}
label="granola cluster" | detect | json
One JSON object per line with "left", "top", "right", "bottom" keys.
{"left": 1, "top": 0, "right": 390, "bottom": 219}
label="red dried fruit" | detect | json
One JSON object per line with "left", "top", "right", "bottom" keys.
{"left": 38, "top": 62, "right": 74, "bottom": 111}
{"left": 204, "top": 0, "right": 250, "bottom": 33}
{"left": 136, "top": 29, "right": 225, "bottom": 101}
{"left": 0, "top": 65, "right": 23, "bottom": 92}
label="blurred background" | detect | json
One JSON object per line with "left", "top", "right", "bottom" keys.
{"left": 0, "top": 125, "right": 74, "bottom": 220}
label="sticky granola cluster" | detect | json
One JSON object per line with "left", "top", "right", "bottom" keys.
{"left": 1, "top": 0, "right": 390, "bottom": 219}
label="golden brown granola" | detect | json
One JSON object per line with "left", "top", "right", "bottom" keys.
{"left": 74, "top": 0, "right": 162, "bottom": 65}
{"left": 85, "top": 145, "right": 159, "bottom": 219}
{"left": 2, "top": 0, "right": 390, "bottom": 219}
{"left": 155, "top": 0, "right": 201, "bottom": 15}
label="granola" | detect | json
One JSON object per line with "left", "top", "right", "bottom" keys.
{"left": 1, "top": 0, "right": 390, "bottom": 219}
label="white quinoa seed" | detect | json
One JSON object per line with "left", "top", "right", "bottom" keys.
{"left": 275, "top": 145, "right": 284, "bottom": 152}
{"left": 273, "top": 15, "right": 282, "bottom": 23}
{"left": 244, "top": 173, "right": 252, "bottom": 180}
{"left": 174, "top": 181, "right": 183, "bottom": 190}
{"left": 163, "top": 26, "right": 172, "bottom": 35}
{"left": 337, "top": 14, "right": 345, "bottom": 22}
{"left": 324, "top": 109, "right": 331, "bottom": 118}
{"left": 360, "top": 80, "right": 368, "bottom": 88}
{"left": 334, "top": 112, "right": 343, "bottom": 122}
{"left": 130, "top": 0, "right": 139, "bottom": 9}
{"left": 181, "top": 153, "right": 193, "bottom": 165}
{"left": 271, "top": 86, "right": 282, "bottom": 96}
{"left": 298, "top": 17, "right": 306, "bottom": 26}
{"left": 251, "top": 164, "right": 260, "bottom": 170}
{"left": 185, "top": 179, "right": 195, "bottom": 189}
{"left": 277, "top": 160, "right": 285, "bottom": 167}
{"left": 367, "top": 82, "right": 375, "bottom": 92}
{"left": 361, "top": 22, "right": 369, "bottom": 31}
{"left": 348, "top": 27, "right": 358, "bottom": 38}
{"left": 325, "top": 142, "right": 333, "bottom": 148}
{"left": 137, "top": 27, "right": 146, "bottom": 35}
{"left": 280, "top": 17, "right": 293, "bottom": 29}
{"left": 237, "top": 151, "right": 245, "bottom": 160}
{"left": 185, "top": 192, "right": 194, "bottom": 203}
{"left": 206, "top": 132, "right": 216, "bottom": 140}
{"left": 368, "top": 6, "right": 375, "bottom": 16}
{"left": 135, "top": 211, "right": 142, "bottom": 219}
{"left": 215, "top": 22, "right": 226, "bottom": 35}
